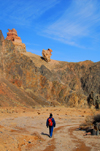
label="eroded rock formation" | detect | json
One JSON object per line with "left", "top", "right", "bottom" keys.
{"left": 0, "top": 29, "right": 100, "bottom": 108}
{"left": 42, "top": 48, "right": 52, "bottom": 62}
{"left": 6, "top": 28, "right": 26, "bottom": 52}
{"left": 6, "top": 29, "right": 21, "bottom": 42}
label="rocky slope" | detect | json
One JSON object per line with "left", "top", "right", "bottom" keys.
{"left": 0, "top": 30, "right": 100, "bottom": 108}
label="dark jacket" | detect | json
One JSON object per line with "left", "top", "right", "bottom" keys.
{"left": 46, "top": 117, "right": 56, "bottom": 127}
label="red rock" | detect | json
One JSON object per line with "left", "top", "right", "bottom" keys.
{"left": 6, "top": 28, "right": 26, "bottom": 52}
{"left": 6, "top": 28, "right": 22, "bottom": 43}
{"left": 42, "top": 48, "right": 52, "bottom": 62}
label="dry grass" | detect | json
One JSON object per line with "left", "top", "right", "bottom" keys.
{"left": 79, "top": 114, "right": 100, "bottom": 130}
{"left": 79, "top": 116, "right": 94, "bottom": 130}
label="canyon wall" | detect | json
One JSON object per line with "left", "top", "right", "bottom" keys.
{"left": 0, "top": 30, "right": 100, "bottom": 107}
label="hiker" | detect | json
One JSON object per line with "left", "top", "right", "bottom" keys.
{"left": 95, "top": 96, "right": 100, "bottom": 109}
{"left": 46, "top": 113, "right": 56, "bottom": 138}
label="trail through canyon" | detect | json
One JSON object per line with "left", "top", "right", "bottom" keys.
{"left": 0, "top": 107, "right": 100, "bottom": 151}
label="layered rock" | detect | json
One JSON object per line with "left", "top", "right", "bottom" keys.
{"left": 0, "top": 29, "right": 100, "bottom": 108}
{"left": 42, "top": 48, "right": 52, "bottom": 62}
{"left": 6, "top": 28, "right": 26, "bottom": 52}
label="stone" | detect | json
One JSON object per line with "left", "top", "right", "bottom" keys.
{"left": 0, "top": 29, "right": 100, "bottom": 108}
{"left": 6, "top": 28, "right": 26, "bottom": 52}
{"left": 6, "top": 28, "right": 22, "bottom": 43}
{"left": 42, "top": 48, "right": 52, "bottom": 62}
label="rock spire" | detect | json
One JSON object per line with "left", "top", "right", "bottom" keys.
{"left": 6, "top": 28, "right": 26, "bottom": 52}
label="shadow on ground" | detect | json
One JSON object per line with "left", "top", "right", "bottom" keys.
{"left": 41, "top": 132, "right": 50, "bottom": 138}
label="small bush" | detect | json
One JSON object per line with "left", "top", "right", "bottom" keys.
{"left": 79, "top": 116, "right": 94, "bottom": 130}
{"left": 79, "top": 114, "right": 100, "bottom": 130}
{"left": 93, "top": 114, "right": 100, "bottom": 124}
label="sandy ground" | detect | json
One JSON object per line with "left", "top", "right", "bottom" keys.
{"left": 0, "top": 107, "right": 100, "bottom": 151}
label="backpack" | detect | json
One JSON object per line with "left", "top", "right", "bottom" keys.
{"left": 48, "top": 118, "right": 53, "bottom": 126}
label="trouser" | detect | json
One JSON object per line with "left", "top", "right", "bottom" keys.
{"left": 49, "top": 126, "right": 53, "bottom": 137}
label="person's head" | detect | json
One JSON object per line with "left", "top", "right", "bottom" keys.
{"left": 97, "top": 96, "right": 98, "bottom": 99}
{"left": 50, "top": 113, "right": 53, "bottom": 117}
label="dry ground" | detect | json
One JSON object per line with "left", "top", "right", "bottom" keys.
{"left": 0, "top": 106, "right": 100, "bottom": 151}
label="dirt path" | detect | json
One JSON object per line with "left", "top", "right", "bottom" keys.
{"left": 0, "top": 107, "right": 99, "bottom": 151}
{"left": 69, "top": 127, "right": 91, "bottom": 151}
{"left": 42, "top": 124, "right": 92, "bottom": 151}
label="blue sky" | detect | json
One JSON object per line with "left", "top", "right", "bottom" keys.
{"left": 0, "top": 0, "right": 100, "bottom": 62}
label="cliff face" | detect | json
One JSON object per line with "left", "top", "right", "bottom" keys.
{"left": 0, "top": 30, "right": 100, "bottom": 107}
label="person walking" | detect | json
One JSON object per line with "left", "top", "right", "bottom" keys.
{"left": 46, "top": 113, "right": 56, "bottom": 138}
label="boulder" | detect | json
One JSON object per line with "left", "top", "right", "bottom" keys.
{"left": 42, "top": 48, "right": 52, "bottom": 62}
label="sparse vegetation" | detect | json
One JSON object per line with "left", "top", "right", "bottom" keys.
{"left": 79, "top": 114, "right": 100, "bottom": 130}
{"left": 93, "top": 114, "right": 100, "bottom": 123}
